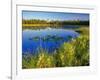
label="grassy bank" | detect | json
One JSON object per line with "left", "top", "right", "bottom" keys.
{"left": 22, "top": 23, "right": 62, "bottom": 29}
{"left": 22, "top": 19, "right": 89, "bottom": 29}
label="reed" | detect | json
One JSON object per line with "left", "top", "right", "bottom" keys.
{"left": 22, "top": 34, "right": 89, "bottom": 69}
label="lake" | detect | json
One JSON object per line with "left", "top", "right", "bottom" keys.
{"left": 22, "top": 28, "right": 79, "bottom": 54}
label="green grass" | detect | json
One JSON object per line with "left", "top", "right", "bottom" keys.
{"left": 75, "top": 27, "right": 89, "bottom": 35}
{"left": 22, "top": 32, "right": 89, "bottom": 69}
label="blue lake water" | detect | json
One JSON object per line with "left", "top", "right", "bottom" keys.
{"left": 22, "top": 28, "right": 79, "bottom": 54}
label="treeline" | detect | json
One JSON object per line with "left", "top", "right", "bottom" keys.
{"left": 22, "top": 19, "right": 89, "bottom": 25}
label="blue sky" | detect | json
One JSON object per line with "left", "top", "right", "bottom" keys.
{"left": 22, "top": 11, "right": 89, "bottom": 21}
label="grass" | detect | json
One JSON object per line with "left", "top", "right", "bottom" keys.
{"left": 22, "top": 27, "right": 89, "bottom": 69}
{"left": 22, "top": 23, "right": 62, "bottom": 30}
{"left": 75, "top": 27, "right": 89, "bottom": 35}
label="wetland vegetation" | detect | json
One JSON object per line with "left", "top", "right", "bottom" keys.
{"left": 22, "top": 11, "right": 89, "bottom": 69}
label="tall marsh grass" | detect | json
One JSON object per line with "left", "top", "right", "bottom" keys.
{"left": 22, "top": 34, "right": 89, "bottom": 69}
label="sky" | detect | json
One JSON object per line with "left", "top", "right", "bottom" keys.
{"left": 22, "top": 11, "right": 89, "bottom": 21}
